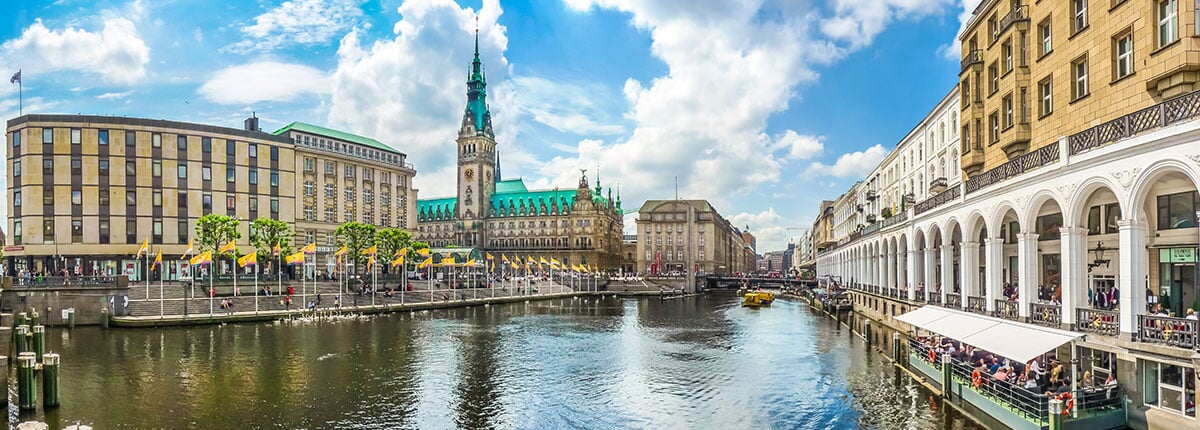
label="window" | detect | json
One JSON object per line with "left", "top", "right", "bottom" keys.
{"left": 1039, "top": 77, "right": 1053, "bottom": 117}
{"left": 1105, "top": 203, "right": 1121, "bottom": 233}
{"left": 178, "top": 164, "right": 187, "bottom": 179}
{"left": 325, "top": 207, "right": 336, "bottom": 222}
{"left": 153, "top": 190, "right": 162, "bottom": 207}
{"left": 1002, "top": 94, "right": 1014, "bottom": 128}
{"left": 226, "top": 195, "right": 236, "bottom": 210}
{"left": 43, "top": 219, "right": 54, "bottom": 244}
{"left": 153, "top": 219, "right": 163, "bottom": 243}
{"left": 95, "top": 159, "right": 109, "bottom": 176}
{"left": 13, "top": 190, "right": 20, "bottom": 207}
{"left": 1002, "top": 40, "right": 1013, "bottom": 72}
{"left": 178, "top": 220, "right": 188, "bottom": 244}
{"left": 69, "top": 157, "right": 81, "bottom": 175}
{"left": 226, "top": 167, "right": 235, "bottom": 182}
{"left": 177, "top": 190, "right": 186, "bottom": 209}
{"left": 325, "top": 161, "right": 335, "bottom": 174}
{"left": 988, "top": 63, "right": 999, "bottom": 94}
{"left": 43, "top": 128, "right": 53, "bottom": 145}
{"left": 98, "top": 130, "right": 108, "bottom": 146}
{"left": 1115, "top": 32, "right": 1133, "bottom": 80}
{"left": 72, "top": 190, "right": 82, "bottom": 205}
{"left": 245, "top": 170, "right": 256, "bottom": 185}
{"left": 202, "top": 166, "right": 212, "bottom": 181}
{"left": 202, "top": 193, "right": 212, "bottom": 211}
{"left": 227, "top": 141, "right": 236, "bottom": 156}
{"left": 126, "top": 190, "right": 136, "bottom": 206}
{"left": 12, "top": 220, "right": 20, "bottom": 245}
{"left": 344, "top": 165, "right": 355, "bottom": 178}
{"left": 249, "top": 196, "right": 258, "bottom": 215}
{"left": 125, "top": 130, "right": 135, "bottom": 147}
{"left": 71, "top": 128, "right": 81, "bottom": 145}
{"left": 270, "top": 146, "right": 279, "bottom": 161}
{"left": 304, "top": 181, "right": 315, "bottom": 196}
{"left": 1072, "top": 0, "right": 1087, "bottom": 33}
{"left": 12, "top": 160, "right": 20, "bottom": 178}
{"left": 1072, "top": 56, "right": 1089, "bottom": 100}
{"left": 325, "top": 183, "right": 335, "bottom": 198}
{"left": 1087, "top": 206, "right": 1102, "bottom": 235}
{"left": 249, "top": 143, "right": 257, "bottom": 158}
{"left": 71, "top": 218, "right": 82, "bottom": 241}
{"left": 1036, "top": 213, "right": 1063, "bottom": 241}
{"left": 1039, "top": 18, "right": 1052, "bottom": 56}
{"left": 304, "top": 157, "right": 315, "bottom": 172}
{"left": 988, "top": 111, "right": 1000, "bottom": 144}
{"left": 1160, "top": 0, "right": 1178, "bottom": 47}
{"left": 125, "top": 160, "right": 135, "bottom": 175}
{"left": 270, "top": 171, "right": 279, "bottom": 187}
{"left": 1157, "top": 191, "right": 1198, "bottom": 230}
{"left": 270, "top": 198, "right": 279, "bottom": 215}
{"left": 151, "top": 133, "right": 161, "bottom": 148}
{"left": 126, "top": 220, "right": 137, "bottom": 244}
{"left": 99, "top": 220, "right": 109, "bottom": 244}
{"left": 178, "top": 135, "right": 187, "bottom": 150}
{"left": 1140, "top": 359, "right": 1196, "bottom": 417}
{"left": 202, "top": 138, "right": 211, "bottom": 153}
{"left": 11, "top": 131, "right": 19, "bottom": 148}
{"left": 152, "top": 160, "right": 161, "bottom": 177}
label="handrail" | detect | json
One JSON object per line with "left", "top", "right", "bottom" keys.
{"left": 961, "top": 49, "right": 982, "bottom": 72}
{"left": 8, "top": 276, "right": 126, "bottom": 288}
{"left": 1029, "top": 302, "right": 1062, "bottom": 327}
{"left": 966, "top": 296, "right": 987, "bottom": 314}
{"left": 964, "top": 141, "right": 1059, "bottom": 195}
{"left": 998, "top": 5, "right": 1029, "bottom": 34}
{"left": 914, "top": 184, "right": 961, "bottom": 215}
{"left": 946, "top": 294, "right": 963, "bottom": 309}
{"left": 993, "top": 299, "right": 1020, "bottom": 321}
{"left": 1069, "top": 89, "right": 1200, "bottom": 155}
{"left": 1136, "top": 314, "right": 1198, "bottom": 349}
{"left": 1074, "top": 308, "right": 1119, "bottom": 337}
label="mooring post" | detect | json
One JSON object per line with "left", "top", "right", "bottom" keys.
{"left": 892, "top": 332, "right": 901, "bottom": 362}
{"left": 17, "top": 352, "right": 36, "bottom": 410}
{"left": 1048, "top": 399, "right": 1063, "bottom": 430}
{"left": 941, "top": 353, "right": 952, "bottom": 399}
{"left": 42, "top": 353, "right": 59, "bottom": 408}
{"left": 865, "top": 320, "right": 872, "bottom": 347}
{"left": 31, "top": 326, "right": 44, "bottom": 361}
{"left": 14, "top": 325, "right": 29, "bottom": 355}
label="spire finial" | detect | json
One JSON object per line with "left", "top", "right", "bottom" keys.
{"left": 474, "top": 15, "right": 480, "bottom": 56}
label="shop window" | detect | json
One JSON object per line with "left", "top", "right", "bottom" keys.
{"left": 1140, "top": 359, "right": 1196, "bottom": 417}
{"left": 1036, "top": 213, "right": 1063, "bottom": 240}
{"left": 1158, "top": 191, "right": 1199, "bottom": 229}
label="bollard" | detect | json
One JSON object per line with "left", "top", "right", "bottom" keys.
{"left": 42, "top": 353, "right": 59, "bottom": 408}
{"left": 865, "top": 320, "right": 873, "bottom": 346}
{"left": 100, "top": 307, "right": 110, "bottom": 329}
{"left": 31, "top": 326, "right": 44, "bottom": 361}
{"left": 941, "top": 353, "right": 952, "bottom": 399}
{"left": 17, "top": 353, "right": 36, "bottom": 410}
{"left": 15, "top": 312, "right": 26, "bottom": 327}
{"left": 892, "top": 332, "right": 901, "bottom": 363}
{"left": 67, "top": 308, "right": 76, "bottom": 329}
{"left": 1048, "top": 398, "right": 1064, "bottom": 430}
{"left": 28, "top": 309, "right": 39, "bottom": 327}
{"left": 14, "top": 325, "right": 29, "bottom": 355}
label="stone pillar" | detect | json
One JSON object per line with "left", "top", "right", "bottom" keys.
{"left": 961, "top": 241, "right": 980, "bottom": 304}
{"left": 907, "top": 250, "right": 918, "bottom": 300}
{"left": 1018, "top": 232, "right": 1040, "bottom": 319}
{"left": 1060, "top": 227, "right": 1088, "bottom": 325}
{"left": 1118, "top": 220, "right": 1146, "bottom": 335}
{"left": 940, "top": 245, "right": 954, "bottom": 303}
{"left": 924, "top": 248, "right": 937, "bottom": 301}
{"left": 984, "top": 238, "right": 1004, "bottom": 312}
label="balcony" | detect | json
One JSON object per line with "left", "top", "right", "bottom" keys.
{"left": 865, "top": 190, "right": 878, "bottom": 201}
{"left": 902, "top": 193, "right": 916, "bottom": 206}
{"left": 1029, "top": 302, "right": 1061, "bottom": 328}
{"left": 1070, "top": 89, "right": 1200, "bottom": 155}
{"left": 913, "top": 185, "right": 960, "bottom": 216}
{"left": 1074, "top": 308, "right": 1119, "bottom": 337}
{"left": 945, "top": 294, "right": 962, "bottom": 309}
{"left": 928, "top": 177, "right": 948, "bottom": 194}
{"left": 964, "top": 141, "right": 1060, "bottom": 195}
{"left": 865, "top": 214, "right": 877, "bottom": 224}
{"left": 1136, "top": 315, "right": 1198, "bottom": 350}
{"left": 960, "top": 49, "right": 982, "bottom": 73}
{"left": 992, "top": 299, "right": 1019, "bottom": 321}
{"left": 855, "top": 204, "right": 863, "bottom": 213}
{"left": 966, "top": 296, "right": 986, "bottom": 314}
{"left": 961, "top": 150, "right": 985, "bottom": 177}
{"left": 998, "top": 5, "right": 1028, "bottom": 35}
{"left": 1000, "top": 123, "right": 1032, "bottom": 158}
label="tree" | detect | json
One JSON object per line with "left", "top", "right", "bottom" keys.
{"left": 335, "top": 222, "right": 376, "bottom": 276}
{"left": 250, "top": 218, "right": 293, "bottom": 271}
{"left": 195, "top": 214, "right": 241, "bottom": 273}
{"left": 376, "top": 228, "right": 414, "bottom": 273}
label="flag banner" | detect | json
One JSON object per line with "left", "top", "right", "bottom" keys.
{"left": 486, "top": 253, "right": 494, "bottom": 260}
{"left": 416, "top": 248, "right": 430, "bottom": 257}
{"left": 391, "top": 254, "right": 405, "bottom": 267}
{"left": 442, "top": 256, "right": 456, "bottom": 266}
{"left": 511, "top": 261, "right": 519, "bottom": 269}
{"left": 181, "top": 239, "right": 194, "bottom": 259}
{"left": 189, "top": 251, "right": 212, "bottom": 266}
{"left": 334, "top": 245, "right": 348, "bottom": 256}
{"left": 238, "top": 253, "right": 257, "bottom": 267}
{"left": 418, "top": 256, "right": 434, "bottom": 269}
{"left": 539, "top": 256, "right": 549, "bottom": 265}
{"left": 362, "top": 245, "right": 378, "bottom": 255}
{"left": 300, "top": 243, "right": 316, "bottom": 254}
{"left": 9, "top": 70, "right": 20, "bottom": 84}
{"left": 285, "top": 252, "right": 305, "bottom": 265}
{"left": 136, "top": 239, "right": 149, "bottom": 258}
{"left": 367, "top": 254, "right": 375, "bottom": 270}
{"left": 273, "top": 241, "right": 282, "bottom": 256}
{"left": 218, "top": 240, "right": 237, "bottom": 254}
{"left": 502, "top": 254, "right": 510, "bottom": 263}
{"left": 465, "top": 258, "right": 476, "bottom": 267}
{"left": 153, "top": 251, "right": 163, "bottom": 268}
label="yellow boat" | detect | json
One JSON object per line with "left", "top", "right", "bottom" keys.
{"left": 742, "top": 291, "right": 775, "bottom": 307}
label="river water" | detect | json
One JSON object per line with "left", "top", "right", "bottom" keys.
{"left": 12, "top": 294, "right": 982, "bottom": 429}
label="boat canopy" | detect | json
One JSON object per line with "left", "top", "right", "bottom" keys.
{"left": 896, "top": 306, "right": 1085, "bottom": 363}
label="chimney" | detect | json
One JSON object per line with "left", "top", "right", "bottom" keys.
{"left": 244, "top": 111, "right": 260, "bottom": 132}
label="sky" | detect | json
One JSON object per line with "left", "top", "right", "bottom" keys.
{"left": 0, "top": 0, "right": 983, "bottom": 253}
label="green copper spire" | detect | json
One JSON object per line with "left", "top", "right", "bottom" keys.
{"left": 460, "top": 16, "right": 493, "bottom": 138}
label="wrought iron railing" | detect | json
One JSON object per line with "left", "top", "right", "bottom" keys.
{"left": 966, "top": 296, "right": 987, "bottom": 314}
{"left": 1137, "top": 314, "right": 1198, "bottom": 349}
{"left": 881, "top": 210, "right": 908, "bottom": 229}
{"left": 960, "top": 49, "right": 982, "bottom": 72}
{"left": 993, "top": 299, "right": 1019, "bottom": 321}
{"left": 866, "top": 190, "right": 878, "bottom": 201}
{"left": 1075, "top": 308, "right": 1119, "bottom": 337}
{"left": 964, "top": 141, "right": 1060, "bottom": 194}
{"left": 1069, "top": 89, "right": 1200, "bottom": 155}
{"left": 8, "top": 276, "right": 126, "bottom": 288}
{"left": 1029, "top": 302, "right": 1062, "bottom": 327}
{"left": 928, "top": 294, "right": 942, "bottom": 306}
{"left": 945, "top": 294, "right": 962, "bottom": 309}
{"left": 914, "top": 185, "right": 961, "bottom": 215}
{"left": 862, "top": 222, "right": 882, "bottom": 235}
{"left": 998, "top": 5, "right": 1029, "bottom": 34}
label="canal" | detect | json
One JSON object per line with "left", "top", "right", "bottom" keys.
{"left": 13, "top": 295, "right": 983, "bottom": 429}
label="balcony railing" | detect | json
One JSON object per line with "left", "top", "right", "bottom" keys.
{"left": 966, "top": 296, "right": 987, "bottom": 314}
{"left": 998, "top": 5, "right": 1029, "bottom": 34}
{"left": 961, "top": 49, "right": 982, "bottom": 72}
{"left": 1075, "top": 308, "right": 1119, "bottom": 337}
{"left": 881, "top": 211, "right": 908, "bottom": 229}
{"left": 964, "top": 141, "right": 1060, "bottom": 195}
{"left": 993, "top": 299, "right": 1019, "bottom": 321}
{"left": 865, "top": 190, "right": 878, "bottom": 201}
{"left": 862, "top": 222, "right": 882, "bottom": 235}
{"left": 945, "top": 294, "right": 962, "bottom": 309}
{"left": 1069, "top": 89, "right": 1200, "bottom": 155}
{"left": 1137, "top": 315, "right": 1198, "bottom": 349}
{"left": 928, "top": 177, "right": 948, "bottom": 193}
{"left": 1029, "top": 302, "right": 1062, "bottom": 327}
{"left": 914, "top": 185, "right": 961, "bottom": 216}
{"left": 928, "top": 293, "right": 942, "bottom": 306}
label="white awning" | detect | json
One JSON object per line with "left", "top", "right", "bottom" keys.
{"left": 895, "top": 305, "right": 1084, "bottom": 363}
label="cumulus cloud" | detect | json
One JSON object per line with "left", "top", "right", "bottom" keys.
{"left": 512, "top": 76, "right": 626, "bottom": 136}
{"left": 327, "top": 0, "right": 511, "bottom": 198}
{"left": 774, "top": 130, "right": 824, "bottom": 161}
{"left": 805, "top": 144, "right": 888, "bottom": 178}
{"left": 1, "top": 17, "right": 150, "bottom": 85}
{"left": 729, "top": 207, "right": 803, "bottom": 253}
{"left": 821, "top": 0, "right": 955, "bottom": 49}
{"left": 937, "top": 0, "right": 984, "bottom": 59}
{"left": 96, "top": 90, "right": 133, "bottom": 100}
{"left": 198, "top": 61, "right": 330, "bottom": 105}
{"left": 225, "top": 0, "right": 365, "bottom": 54}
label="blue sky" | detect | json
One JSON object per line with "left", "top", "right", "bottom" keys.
{"left": 0, "top": 0, "right": 979, "bottom": 253}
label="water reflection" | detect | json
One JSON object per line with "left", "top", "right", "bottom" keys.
{"left": 11, "top": 295, "right": 982, "bottom": 429}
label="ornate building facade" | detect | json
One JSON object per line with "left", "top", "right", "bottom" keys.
{"left": 415, "top": 33, "right": 625, "bottom": 270}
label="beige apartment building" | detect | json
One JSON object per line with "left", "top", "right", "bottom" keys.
{"left": 635, "top": 199, "right": 754, "bottom": 276}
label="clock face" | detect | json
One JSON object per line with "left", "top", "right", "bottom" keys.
{"left": 464, "top": 168, "right": 474, "bottom": 180}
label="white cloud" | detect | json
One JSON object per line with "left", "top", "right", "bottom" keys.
{"left": 1, "top": 17, "right": 150, "bottom": 85}
{"left": 512, "top": 76, "right": 626, "bottom": 136}
{"left": 225, "top": 0, "right": 365, "bottom": 54}
{"left": 937, "top": 0, "right": 984, "bottom": 59}
{"left": 774, "top": 130, "right": 823, "bottom": 161}
{"left": 327, "top": 0, "right": 512, "bottom": 198}
{"left": 805, "top": 144, "right": 888, "bottom": 178}
{"left": 198, "top": 61, "right": 329, "bottom": 105}
{"left": 96, "top": 90, "right": 133, "bottom": 100}
{"left": 820, "top": 0, "right": 955, "bottom": 49}
{"left": 729, "top": 207, "right": 803, "bottom": 253}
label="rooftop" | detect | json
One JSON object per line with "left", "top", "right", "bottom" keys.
{"left": 272, "top": 121, "right": 403, "bottom": 156}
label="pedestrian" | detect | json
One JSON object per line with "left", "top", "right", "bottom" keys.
{"left": 284, "top": 294, "right": 293, "bottom": 311}
{"left": 287, "top": 285, "right": 295, "bottom": 296}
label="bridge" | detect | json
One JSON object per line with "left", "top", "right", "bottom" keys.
{"left": 704, "top": 276, "right": 808, "bottom": 289}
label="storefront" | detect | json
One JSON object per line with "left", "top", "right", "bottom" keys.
{"left": 1158, "top": 247, "right": 1199, "bottom": 317}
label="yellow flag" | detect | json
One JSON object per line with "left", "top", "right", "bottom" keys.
{"left": 135, "top": 238, "right": 149, "bottom": 258}
{"left": 273, "top": 241, "right": 282, "bottom": 255}
{"left": 284, "top": 251, "right": 305, "bottom": 265}
{"left": 189, "top": 251, "right": 212, "bottom": 266}
{"left": 510, "top": 261, "right": 519, "bottom": 269}
{"left": 181, "top": 239, "right": 193, "bottom": 259}
{"left": 218, "top": 240, "right": 237, "bottom": 254}
{"left": 153, "top": 251, "right": 163, "bottom": 268}
{"left": 391, "top": 253, "right": 405, "bottom": 267}
{"left": 300, "top": 242, "right": 316, "bottom": 253}
{"left": 443, "top": 256, "right": 456, "bottom": 266}
{"left": 465, "top": 258, "right": 476, "bottom": 267}
{"left": 418, "top": 256, "right": 433, "bottom": 269}
{"left": 238, "top": 252, "right": 257, "bottom": 267}
{"left": 362, "top": 245, "right": 378, "bottom": 255}
{"left": 334, "top": 245, "right": 348, "bottom": 256}
{"left": 417, "top": 248, "right": 430, "bottom": 257}
{"left": 539, "top": 256, "right": 549, "bottom": 265}
{"left": 486, "top": 253, "right": 494, "bottom": 260}
{"left": 367, "top": 254, "right": 376, "bottom": 269}
{"left": 502, "top": 254, "right": 510, "bottom": 263}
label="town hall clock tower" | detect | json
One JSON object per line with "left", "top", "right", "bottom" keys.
{"left": 455, "top": 26, "right": 496, "bottom": 246}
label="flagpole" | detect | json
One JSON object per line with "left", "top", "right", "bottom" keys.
{"left": 145, "top": 250, "right": 149, "bottom": 299}
{"left": 254, "top": 262, "right": 259, "bottom": 314}
{"left": 158, "top": 260, "right": 163, "bottom": 318}
{"left": 233, "top": 253, "right": 238, "bottom": 297}
{"left": 371, "top": 259, "right": 376, "bottom": 307}
{"left": 209, "top": 254, "right": 214, "bottom": 315}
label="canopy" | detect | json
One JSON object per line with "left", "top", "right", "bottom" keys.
{"left": 896, "top": 306, "right": 1084, "bottom": 363}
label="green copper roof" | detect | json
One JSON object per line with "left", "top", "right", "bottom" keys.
{"left": 272, "top": 121, "right": 403, "bottom": 156}
{"left": 416, "top": 197, "right": 457, "bottom": 221}
{"left": 495, "top": 178, "right": 528, "bottom": 194}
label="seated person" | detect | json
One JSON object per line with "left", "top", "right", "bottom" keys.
{"left": 993, "top": 366, "right": 1010, "bottom": 382}
{"left": 1044, "top": 379, "right": 1071, "bottom": 396}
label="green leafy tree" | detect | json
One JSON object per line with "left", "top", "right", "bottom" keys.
{"left": 195, "top": 214, "right": 241, "bottom": 274}
{"left": 376, "top": 228, "right": 415, "bottom": 273}
{"left": 250, "top": 218, "right": 293, "bottom": 271}
{"left": 335, "top": 222, "right": 376, "bottom": 276}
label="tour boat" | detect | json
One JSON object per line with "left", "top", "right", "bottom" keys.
{"left": 742, "top": 291, "right": 775, "bottom": 307}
